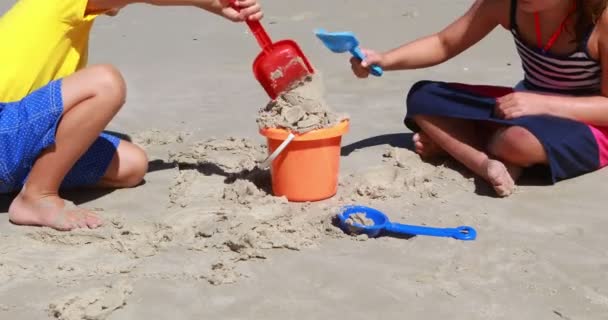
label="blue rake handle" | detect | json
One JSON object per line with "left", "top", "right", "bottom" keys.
{"left": 385, "top": 223, "right": 477, "bottom": 241}
{"left": 351, "top": 47, "right": 383, "bottom": 77}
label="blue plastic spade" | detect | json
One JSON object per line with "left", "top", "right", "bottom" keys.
{"left": 337, "top": 205, "right": 477, "bottom": 241}
{"left": 314, "top": 29, "right": 383, "bottom": 77}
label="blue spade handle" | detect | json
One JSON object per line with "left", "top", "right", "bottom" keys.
{"left": 385, "top": 223, "right": 477, "bottom": 240}
{"left": 351, "top": 47, "right": 383, "bottom": 77}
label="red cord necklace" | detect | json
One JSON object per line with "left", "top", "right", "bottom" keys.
{"left": 534, "top": 1, "right": 577, "bottom": 53}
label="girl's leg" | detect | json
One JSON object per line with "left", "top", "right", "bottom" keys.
{"left": 487, "top": 126, "right": 548, "bottom": 167}
{"left": 412, "top": 115, "right": 520, "bottom": 196}
{"left": 412, "top": 131, "right": 447, "bottom": 158}
{"left": 9, "top": 64, "right": 128, "bottom": 231}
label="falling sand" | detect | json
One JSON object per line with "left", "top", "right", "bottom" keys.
{"left": 256, "top": 75, "right": 348, "bottom": 133}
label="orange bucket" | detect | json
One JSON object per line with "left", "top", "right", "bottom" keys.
{"left": 259, "top": 120, "right": 349, "bottom": 202}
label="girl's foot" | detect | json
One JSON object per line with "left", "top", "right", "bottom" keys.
{"left": 484, "top": 159, "right": 521, "bottom": 197}
{"left": 413, "top": 131, "right": 447, "bottom": 158}
{"left": 8, "top": 192, "right": 102, "bottom": 231}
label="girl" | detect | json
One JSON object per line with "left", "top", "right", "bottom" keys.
{"left": 351, "top": 0, "right": 608, "bottom": 197}
{"left": 0, "top": 0, "right": 263, "bottom": 231}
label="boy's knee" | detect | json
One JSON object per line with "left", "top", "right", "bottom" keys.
{"left": 121, "top": 144, "right": 148, "bottom": 187}
{"left": 107, "top": 142, "right": 148, "bottom": 188}
{"left": 89, "top": 64, "right": 127, "bottom": 105}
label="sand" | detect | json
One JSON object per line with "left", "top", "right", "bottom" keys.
{"left": 256, "top": 75, "right": 348, "bottom": 133}
{"left": 48, "top": 281, "right": 133, "bottom": 320}
{"left": 2, "top": 0, "right": 608, "bottom": 319}
{"left": 345, "top": 213, "right": 375, "bottom": 227}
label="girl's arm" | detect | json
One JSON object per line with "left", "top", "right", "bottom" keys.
{"left": 379, "top": 0, "right": 503, "bottom": 70}
{"left": 541, "top": 12, "right": 608, "bottom": 126}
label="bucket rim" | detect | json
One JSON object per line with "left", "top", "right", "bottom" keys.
{"left": 259, "top": 119, "right": 349, "bottom": 141}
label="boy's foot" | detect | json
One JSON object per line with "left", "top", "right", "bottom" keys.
{"left": 413, "top": 132, "right": 447, "bottom": 158}
{"left": 8, "top": 193, "right": 102, "bottom": 231}
{"left": 484, "top": 159, "right": 521, "bottom": 197}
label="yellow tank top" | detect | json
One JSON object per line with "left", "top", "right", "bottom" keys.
{"left": 0, "top": 0, "right": 101, "bottom": 102}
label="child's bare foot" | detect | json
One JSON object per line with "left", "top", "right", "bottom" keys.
{"left": 8, "top": 192, "right": 102, "bottom": 231}
{"left": 413, "top": 131, "right": 446, "bottom": 158}
{"left": 484, "top": 159, "right": 521, "bottom": 197}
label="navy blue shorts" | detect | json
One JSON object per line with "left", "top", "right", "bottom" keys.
{"left": 404, "top": 80, "right": 608, "bottom": 183}
{"left": 0, "top": 79, "right": 121, "bottom": 193}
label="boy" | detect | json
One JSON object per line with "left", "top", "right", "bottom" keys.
{"left": 0, "top": 0, "right": 263, "bottom": 231}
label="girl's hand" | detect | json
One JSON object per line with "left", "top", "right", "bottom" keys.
{"left": 350, "top": 49, "right": 386, "bottom": 78}
{"left": 495, "top": 92, "right": 554, "bottom": 119}
{"left": 218, "top": 0, "right": 263, "bottom": 22}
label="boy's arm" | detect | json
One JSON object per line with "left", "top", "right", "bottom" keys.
{"left": 377, "top": 0, "right": 503, "bottom": 70}
{"left": 88, "top": 0, "right": 262, "bottom": 21}
{"left": 89, "top": 0, "right": 218, "bottom": 10}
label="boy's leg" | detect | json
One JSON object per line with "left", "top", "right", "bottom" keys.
{"left": 99, "top": 140, "right": 148, "bottom": 188}
{"left": 60, "top": 134, "right": 149, "bottom": 190}
{"left": 9, "top": 64, "right": 128, "bottom": 231}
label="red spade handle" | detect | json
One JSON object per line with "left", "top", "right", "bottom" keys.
{"left": 229, "top": 1, "right": 272, "bottom": 50}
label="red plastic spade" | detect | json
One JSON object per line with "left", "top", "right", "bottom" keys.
{"left": 230, "top": 1, "right": 314, "bottom": 99}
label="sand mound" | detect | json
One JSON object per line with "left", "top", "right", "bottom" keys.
{"left": 338, "top": 147, "right": 475, "bottom": 202}
{"left": 133, "top": 129, "right": 190, "bottom": 146}
{"left": 0, "top": 136, "right": 476, "bottom": 296}
{"left": 256, "top": 75, "right": 348, "bottom": 133}
{"left": 169, "top": 136, "right": 267, "bottom": 173}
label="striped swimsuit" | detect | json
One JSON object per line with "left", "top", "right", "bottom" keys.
{"left": 510, "top": 0, "right": 601, "bottom": 95}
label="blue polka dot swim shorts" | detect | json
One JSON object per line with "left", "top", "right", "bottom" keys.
{"left": 0, "top": 79, "right": 121, "bottom": 193}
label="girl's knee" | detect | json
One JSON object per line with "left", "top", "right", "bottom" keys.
{"left": 488, "top": 126, "right": 542, "bottom": 165}
{"left": 412, "top": 114, "right": 434, "bottom": 124}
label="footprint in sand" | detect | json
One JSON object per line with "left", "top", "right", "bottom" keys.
{"left": 26, "top": 218, "right": 174, "bottom": 259}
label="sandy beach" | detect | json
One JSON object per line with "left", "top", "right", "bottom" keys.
{"left": 1, "top": 0, "right": 608, "bottom": 319}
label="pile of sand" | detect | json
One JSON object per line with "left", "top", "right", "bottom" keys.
{"left": 345, "top": 213, "right": 374, "bottom": 226}
{"left": 256, "top": 75, "right": 348, "bottom": 133}
{"left": 337, "top": 147, "right": 475, "bottom": 203}
{"left": 132, "top": 130, "right": 190, "bottom": 146}
{"left": 0, "top": 134, "right": 477, "bottom": 320}
{"left": 0, "top": 138, "right": 475, "bottom": 291}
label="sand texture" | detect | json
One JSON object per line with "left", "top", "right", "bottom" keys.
{"left": 1, "top": 0, "right": 608, "bottom": 319}
{"left": 48, "top": 281, "right": 133, "bottom": 320}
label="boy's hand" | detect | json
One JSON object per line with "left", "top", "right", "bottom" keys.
{"left": 218, "top": 0, "right": 263, "bottom": 22}
{"left": 350, "top": 49, "right": 386, "bottom": 78}
{"left": 104, "top": 7, "right": 122, "bottom": 16}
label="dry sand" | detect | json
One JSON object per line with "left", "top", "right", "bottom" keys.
{"left": 256, "top": 74, "right": 348, "bottom": 133}
{"left": 345, "top": 213, "right": 375, "bottom": 227}
{"left": 1, "top": 0, "right": 608, "bottom": 319}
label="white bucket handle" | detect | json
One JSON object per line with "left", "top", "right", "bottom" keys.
{"left": 258, "top": 132, "right": 296, "bottom": 169}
